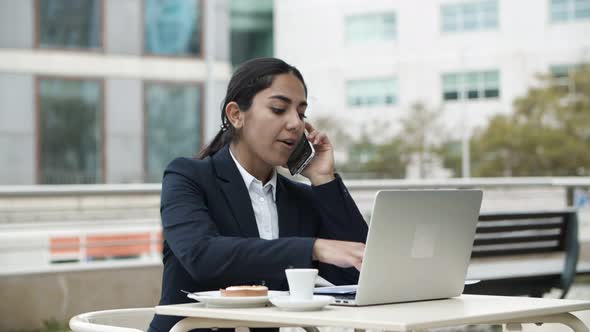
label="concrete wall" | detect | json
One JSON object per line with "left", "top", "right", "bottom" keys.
{"left": 204, "top": 80, "right": 230, "bottom": 143}
{"left": 0, "top": 0, "right": 33, "bottom": 49}
{"left": 0, "top": 1, "right": 35, "bottom": 185}
{"left": 214, "top": 0, "right": 230, "bottom": 62}
{"left": 0, "top": 264, "right": 163, "bottom": 331}
{"left": 105, "top": 0, "right": 142, "bottom": 55}
{"left": 0, "top": 73, "right": 35, "bottom": 185}
{"left": 106, "top": 79, "right": 144, "bottom": 183}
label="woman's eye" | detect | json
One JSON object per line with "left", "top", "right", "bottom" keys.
{"left": 298, "top": 113, "right": 307, "bottom": 120}
{"left": 271, "top": 107, "right": 285, "bottom": 114}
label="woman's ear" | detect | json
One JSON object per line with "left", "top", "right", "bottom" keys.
{"left": 225, "top": 102, "right": 243, "bottom": 129}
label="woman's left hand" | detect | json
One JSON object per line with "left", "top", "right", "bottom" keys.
{"left": 300, "top": 122, "right": 336, "bottom": 186}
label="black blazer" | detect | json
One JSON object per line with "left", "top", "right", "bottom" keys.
{"left": 149, "top": 145, "right": 368, "bottom": 332}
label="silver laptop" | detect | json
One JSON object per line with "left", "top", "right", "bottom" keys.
{"left": 315, "top": 189, "right": 482, "bottom": 306}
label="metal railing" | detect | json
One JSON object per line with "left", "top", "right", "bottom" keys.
{"left": 0, "top": 177, "right": 588, "bottom": 275}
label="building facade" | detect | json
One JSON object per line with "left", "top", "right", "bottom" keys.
{"left": 0, "top": 0, "right": 231, "bottom": 184}
{"left": 275, "top": 0, "right": 590, "bottom": 144}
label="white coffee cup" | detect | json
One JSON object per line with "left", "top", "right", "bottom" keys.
{"left": 285, "top": 268, "right": 318, "bottom": 300}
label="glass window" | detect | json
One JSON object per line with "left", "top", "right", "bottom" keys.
{"left": 575, "top": 0, "right": 590, "bottom": 18}
{"left": 39, "top": 79, "right": 102, "bottom": 184}
{"left": 442, "top": 71, "right": 500, "bottom": 101}
{"left": 550, "top": 63, "right": 586, "bottom": 91}
{"left": 481, "top": 0, "right": 499, "bottom": 27}
{"left": 466, "top": 72, "right": 480, "bottom": 99}
{"left": 347, "top": 78, "right": 397, "bottom": 107}
{"left": 345, "top": 13, "right": 396, "bottom": 43}
{"left": 551, "top": 0, "right": 590, "bottom": 22}
{"left": 38, "top": 0, "right": 101, "bottom": 49}
{"left": 144, "top": 0, "right": 201, "bottom": 56}
{"left": 551, "top": 0, "right": 572, "bottom": 21}
{"left": 441, "top": 5, "right": 459, "bottom": 32}
{"left": 550, "top": 64, "right": 572, "bottom": 78}
{"left": 462, "top": 3, "right": 479, "bottom": 30}
{"left": 230, "top": 0, "right": 273, "bottom": 67}
{"left": 441, "top": 0, "right": 498, "bottom": 33}
{"left": 442, "top": 74, "right": 460, "bottom": 100}
{"left": 483, "top": 71, "right": 500, "bottom": 98}
{"left": 145, "top": 83, "right": 201, "bottom": 182}
{"left": 382, "top": 14, "right": 397, "bottom": 39}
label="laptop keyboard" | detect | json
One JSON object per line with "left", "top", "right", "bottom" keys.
{"left": 334, "top": 293, "right": 357, "bottom": 300}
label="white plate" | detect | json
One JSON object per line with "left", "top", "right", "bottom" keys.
{"left": 187, "top": 290, "right": 287, "bottom": 308}
{"left": 269, "top": 295, "right": 334, "bottom": 311}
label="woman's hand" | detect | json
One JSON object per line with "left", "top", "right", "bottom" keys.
{"left": 312, "top": 239, "right": 365, "bottom": 271}
{"left": 300, "top": 122, "right": 335, "bottom": 186}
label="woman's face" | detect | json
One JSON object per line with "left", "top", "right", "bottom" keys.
{"left": 238, "top": 73, "right": 307, "bottom": 168}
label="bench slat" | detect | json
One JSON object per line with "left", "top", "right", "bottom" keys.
{"left": 474, "top": 234, "right": 562, "bottom": 246}
{"left": 472, "top": 246, "right": 562, "bottom": 257}
{"left": 475, "top": 223, "right": 563, "bottom": 233}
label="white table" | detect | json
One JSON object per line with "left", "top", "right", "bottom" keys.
{"left": 155, "top": 294, "right": 590, "bottom": 332}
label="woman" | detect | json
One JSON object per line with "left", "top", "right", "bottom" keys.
{"left": 149, "top": 58, "right": 368, "bottom": 332}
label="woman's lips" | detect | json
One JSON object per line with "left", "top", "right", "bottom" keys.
{"left": 278, "top": 139, "right": 296, "bottom": 151}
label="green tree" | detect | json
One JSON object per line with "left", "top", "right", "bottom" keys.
{"left": 363, "top": 137, "right": 407, "bottom": 177}
{"left": 312, "top": 116, "right": 353, "bottom": 147}
{"left": 339, "top": 131, "right": 407, "bottom": 178}
{"left": 399, "top": 102, "right": 444, "bottom": 178}
{"left": 435, "top": 140, "right": 462, "bottom": 177}
{"left": 317, "top": 102, "right": 444, "bottom": 179}
{"left": 470, "top": 65, "right": 590, "bottom": 176}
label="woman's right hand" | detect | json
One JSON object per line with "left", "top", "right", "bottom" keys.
{"left": 312, "top": 239, "right": 365, "bottom": 271}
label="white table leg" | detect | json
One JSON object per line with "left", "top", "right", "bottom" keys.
{"left": 302, "top": 327, "right": 320, "bottom": 332}
{"left": 505, "top": 323, "right": 523, "bottom": 332}
{"left": 169, "top": 317, "right": 321, "bottom": 332}
{"left": 500, "top": 313, "right": 590, "bottom": 332}
{"left": 169, "top": 317, "right": 208, "bottom": 332}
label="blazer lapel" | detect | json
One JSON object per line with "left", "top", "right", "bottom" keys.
{"left": 276, "top": 175, "right": 299, "bottom": 237}
{"left": 211, "top": 145, "right": 260, "bottom": 238}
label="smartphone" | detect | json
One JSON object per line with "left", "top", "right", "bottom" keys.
{"left": 286, "top": 134, "right": 315, "bottom": 176}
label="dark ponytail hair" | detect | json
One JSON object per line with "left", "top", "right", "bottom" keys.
{"left": 198, "top": 57, "right": 307, "bottom": 159}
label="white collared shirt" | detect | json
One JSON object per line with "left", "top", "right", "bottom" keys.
{"left": 229, "top": 149, "right": 279, "bottom": 240}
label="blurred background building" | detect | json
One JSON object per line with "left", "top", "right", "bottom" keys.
{"left": 1, "top": 0, "right": 589, "bottom": 184}
{"left": 0, "top": 0, "right": 233, "bottom": 185}
{"left": 277, "top": 0, "right": 590, "bottom": 139}
{"left": 274, "top": 0, "right": 590, "bottom": 177}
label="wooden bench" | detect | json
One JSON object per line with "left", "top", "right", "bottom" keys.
{"left": 464, "top": 209, "right": 590, "bottom": 298}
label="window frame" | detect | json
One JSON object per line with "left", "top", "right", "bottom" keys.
{"left": 344, "top": 12, "right": 397, "bottom": 44}
{"left": 441, "top": 0, "right": 499, "bottom": 33}
{"left": 550, "top": 63, "right": 586, "bottom": 92}
{"left": 346, "top": 78, "right": 398, "bottom": 108}
{"left": 142, "top": 80, "right": 204, "bottom": 182}
{"left": 442, "top": 70, "right": 500, "bottom": 102}
{"left": 550, "top": 0, "right": 590, "bottom": 22}
{"left": 141, "top": 0, "right": 205, "bottom": 59}
{"left": 34, "top": 0, "right": 105, "bottom": 52}
{"left": 35, "top": 75, "right": 106, "bottom": 184}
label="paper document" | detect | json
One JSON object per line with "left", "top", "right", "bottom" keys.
{"left": 314, "top": 285, "right": 357, "bottom": 295}
{"left": 314, "top": 280, "right": 479, "bottom": 295}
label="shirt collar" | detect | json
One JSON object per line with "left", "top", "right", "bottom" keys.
{"left": 229, "top": 148, "right": 277, "bottom": 201}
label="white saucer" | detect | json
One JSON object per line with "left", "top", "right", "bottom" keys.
{"left": 187, "top": 290, "right": 288, "bottom": 308}
{"left": 269, "top": 295, "right": 334, "bottom": 311}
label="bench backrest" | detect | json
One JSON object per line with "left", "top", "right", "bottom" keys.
{"left": 471, "top": 209, "right": 579, "bottom": 258}
{"left": 468, "top": 209, "right": 580, "bottom": 297}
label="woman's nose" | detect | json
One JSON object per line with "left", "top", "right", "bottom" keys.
{"left": 285, "top": 109, "right": 303, "bottom": 131}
